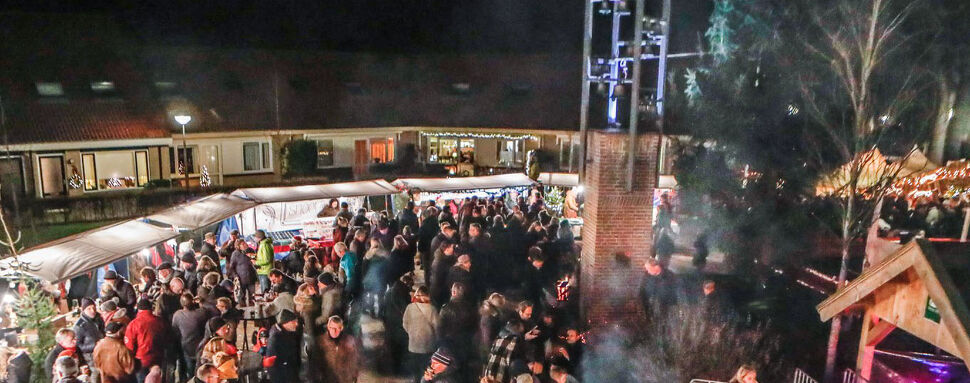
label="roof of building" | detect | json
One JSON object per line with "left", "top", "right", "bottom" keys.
{"left": 143, "top": 48, "right": 581, "bottom": 133}
{"left": 0, "top": 12, "right": 582, "bottom": 145}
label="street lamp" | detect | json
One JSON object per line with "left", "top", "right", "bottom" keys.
{"left": 174, "top": 115, "right": 192, "bottom": 189}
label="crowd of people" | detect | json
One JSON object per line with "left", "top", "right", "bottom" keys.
{"left": 878, "top": 194, "right": 970, "bottom": 238}
{"left": 41, "top": 189, "right": 589, "bottom": 383}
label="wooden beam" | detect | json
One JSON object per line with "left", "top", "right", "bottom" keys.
{"left": 857, "top": 315, "right": 895, "bottom": 381}
{"left": 866, "top": 320, "right": 895, "bottom": 346}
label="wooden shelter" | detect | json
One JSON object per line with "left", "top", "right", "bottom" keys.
{"left": 817, "top": 240, "right": 970, "bottom": 380}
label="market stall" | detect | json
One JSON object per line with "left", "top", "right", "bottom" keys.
{"left": 393, "top": 173, "right": 536, "bottom": 202}
{"left": 227, "top": 180, "right": 399, "bottom": 257}
{"left": 0, "top": 219, "right": 180, "bottom": 283}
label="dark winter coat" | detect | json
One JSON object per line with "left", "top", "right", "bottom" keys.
{"left": 200, "top": 242, "right": 219, "bottom": 261}
{"left": 171, "top": 308, "right": 209, "bottom": 360}
{"left": 267, "top": 324, "right": 301, "bottom": 383}
{"left": 6, "top": 351, "right": 31, "bottom": 383}
{"left": 73, "top": 313, "right": 105, "bottom": 356}
{"left": 269, "top": 274, "right": 298, "bottom": 296}
{"left": 397, "top": 209, "right": 419, "bottom": 233}
{"left": 227, "top": 249, "right": 257, "bottom": 285}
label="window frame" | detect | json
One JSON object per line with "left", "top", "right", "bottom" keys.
{"left": 242, "top": 141, "right": 273, "bottom": 172}
{"left": 316, "top": 139, "right": 335, "bottom": 168}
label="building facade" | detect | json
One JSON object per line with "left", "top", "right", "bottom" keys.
{"left": 0, "top": 13, "right": 582, "bottom": 202}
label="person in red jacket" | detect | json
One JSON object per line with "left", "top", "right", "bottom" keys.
{"left": 124, "top": 299, "right": 167, "bottom": 383}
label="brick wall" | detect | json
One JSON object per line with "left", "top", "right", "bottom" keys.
{"left": 580, "top": 131, "right": 660, "bottom": 324}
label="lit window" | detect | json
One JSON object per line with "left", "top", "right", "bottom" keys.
{"left": 81, "top": 154, "right": 97, "bottom": 191}
{"left": 35, "top": 82, "right": 64, "bottom": 97}
{"left": 317, "top": 140, "right": 334, "bottom": 168}
{"left": 90, "top": 81, "right": 116, "bottom": 93}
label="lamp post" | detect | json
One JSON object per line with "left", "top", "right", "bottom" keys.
{"left": 174, "top": 115, "right": 191, "bottom": 189}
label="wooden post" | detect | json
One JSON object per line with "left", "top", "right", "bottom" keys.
{"left": 856, "top": 310, "right": 895, "bottom": 381}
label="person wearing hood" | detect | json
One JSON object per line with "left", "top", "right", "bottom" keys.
{"left": 266, "top": 310, "right": 301, "bottom": 383}
{"left": 254, "top": 230, "right": 275, "bottom": 294}
{"left": 93, "top": 322, "right": 135, "bottom": 383}
{"left": 420, "top": 347, "right": 459, "bottom": 383}
{"left": 316, "top": 316, "right": 358, "bottom": 383}
{"left": 102, "top": 271, "right": 137, "bottom": 313}
{"left": 73, "top": 298, "right": 104, "bottom": 379}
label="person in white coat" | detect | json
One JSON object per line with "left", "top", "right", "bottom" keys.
{"left": 403, "top": 286, "right": 439, "bottom": 380}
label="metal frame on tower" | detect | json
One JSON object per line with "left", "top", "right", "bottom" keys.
{"left": 577, "top": 0, "right": 672, "bottom": 192}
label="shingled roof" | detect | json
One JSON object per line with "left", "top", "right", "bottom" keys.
{"left": 143, "top": 48, "right": 582, "bottom": 133}
{"left": 0, "top": 12, "right": 582, "bottom": 146}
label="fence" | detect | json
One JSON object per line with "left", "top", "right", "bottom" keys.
{"left": 843, "top": 369, "right": 869, "bottom": 383}
{"left": 793, "top": 368, "right": 819, "bottom": 383}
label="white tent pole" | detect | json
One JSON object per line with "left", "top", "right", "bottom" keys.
{"left": 961, "top": 207, "right": 970, "bottom": 242}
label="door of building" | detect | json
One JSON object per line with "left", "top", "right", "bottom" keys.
{"left": 38, "top": 155, "right": 66, "bottom": 197}
{"left": 354, "top": 140, "right": 368, "bottom": 179}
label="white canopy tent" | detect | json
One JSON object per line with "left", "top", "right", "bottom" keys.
{"left": 146, "top": 193, "right": 257, "bottom": 229}
{"left": 1, "top": 220, "right": 179, "bottom": 282}
{"left": 537, "top": 172, "right": 580, "bottom": 187}
{"left": 392, "top": 173, "right": 535, "bottom": 193}
{"left": 231, "top": 179, "right": 399, "bottom": 204}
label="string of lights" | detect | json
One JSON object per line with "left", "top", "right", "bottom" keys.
{"left": 419, "top": 131, "right": 538, "bottom": 141}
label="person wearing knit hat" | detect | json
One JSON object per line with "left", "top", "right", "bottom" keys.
{"left": 93, "top": 321, "right": 136, "bottom": 383}
{"left": 266, "top": 309, "right": 301, "bottom": 383}
{"left": 422, "top": 347, "right": 458, "bottom": 382}
{"left": 104, "top": 322, "right": 124, "bottom": 337}
{"left": 276, "top": 309, "right": 298, "bottom": 325}
{"left": 73, "top": 296, "right": 103, "bottom": 382}
{"left": 316, "top": 272, "right": 343, "bottom": 321}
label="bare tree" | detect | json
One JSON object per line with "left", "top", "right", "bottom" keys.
{"left": 795, "top": 0, "right": 942, "bottom": 381}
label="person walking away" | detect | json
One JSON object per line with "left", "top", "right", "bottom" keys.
{"left": 172, "top": 294, "right": 208, "bottom": 382}
{"left": 266, "top": 310, "right": 301, "bottom": 383}
{"left": 403, "top": 286, "right": 439, "bottom": 380}
{"left": 362, "top": 238, "right": 390, "bottom": 316}
{"left": 384, "top": 274, "right": 415, "bottom": 374}
{"left": 254, "top": 230, "right": 275, "bottom": 294}
{"left": 125, "top": 299, "right": 167, "bottom": 383}
{"left": 317, "top": 316, "right": 359, "bottom": 383}
{"left": 93, "top": 322, "right": 135, "bottom": 383}
{"left": 226, "top": 239, "right": 257, "bottom": 306}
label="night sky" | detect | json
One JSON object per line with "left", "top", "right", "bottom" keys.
{"left": 0, "top": 0, "right": 712, "bottom": 53}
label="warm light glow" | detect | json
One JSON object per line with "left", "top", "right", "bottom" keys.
{"left": 174, "top": 115, "right": 192, "bottom": 125}
{"left": 575, "top": 185, "right": 585, "bottom": 194}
